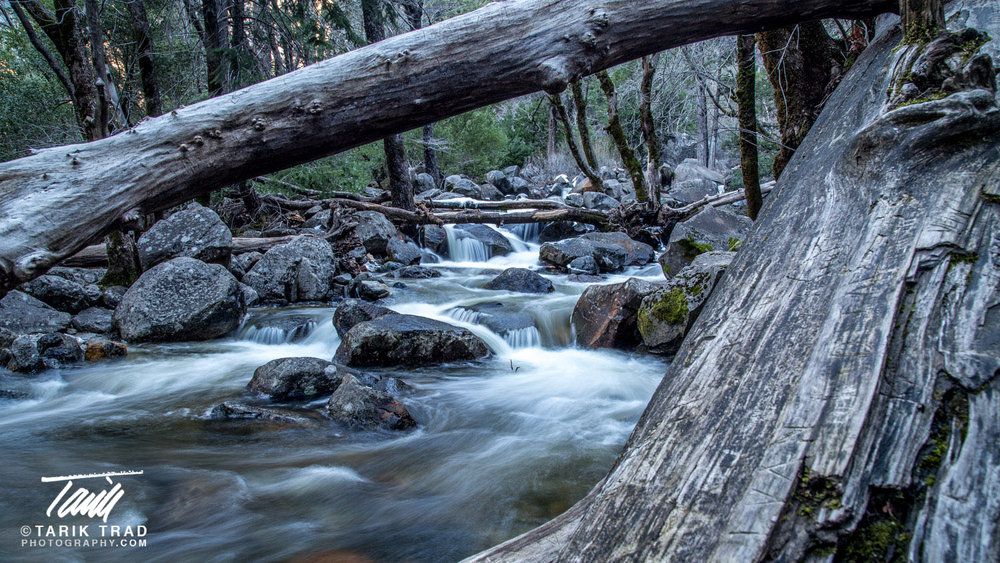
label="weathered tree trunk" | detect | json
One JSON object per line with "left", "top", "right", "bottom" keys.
{"left": 757, "top": 22, "right": 840, "bottom": 178}
{"left": 0, "top": 0, "right": 897, "bottom": 293}
{"left": 84, "top": 0, "right": 125, "bottom": 133}
{"left": 469, "top": 21, "right": 1000, "bottom": 562}
{"left": 596, "top": 70, "right": 647, "bottom": 202}
{"left": 401, "top": 0, "right": 441, "bottom": 186}
{"left": 124, "top": 0, "right": 163, "bottom": 117}
{"left": 737, "top": 34, "right": 762, "bottom": 220}
{"left": 550, "top": 93, "right": 603, "bottom": 190}
{"left": 570, "top": 80, "right": 600, "bottom": 172}
{"left": 228, "top": 0, "right": 247, "bottom": 86}
{"left": 696, "top": 82, "right": 710, "bottom": 167}
{"left": 639, "top": 55, "right": 660, "bottom": 206}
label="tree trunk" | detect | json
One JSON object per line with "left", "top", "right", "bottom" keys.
{"left": 84, "top": 0, "right": 126, "bottom": 133}
{"left": 757, "top": 22, "right": 839, "bottom": 178}
{"left": 228, "top": 0, "right": 247, "bottom": 87}
{"left": 401, "top": 0, "right": 441, "bottom": 186}
{"left": 639, "top": 55, "right": 660, "bottom": 205}
{"left": 8, "top": 0, "right": 74, "bottom": 100}
{"left": 124, "top": 0, "right": 163, "bottom": 117}
{"left": 550, "top": 93, "right": 602, "bottom": 189}
{"left": 596, "top": 70, "right": 647, "bottom": 202}
{"left": 547, "top": 102, "right": 558, "bottom": 164}
{"left": 697, "top": 82, "right": 710, "bottom": 167}
{"left": 201, "top": 0, "right": 229, "bottom": 96}
{"left": 570, "top": 80, "right": 599, "bottom": 171}
{"left": 901, "top": 0, "right": 944, "bottom": 42}
{"left": 470, "top": 23, "right": 1000, "bottom": 562}
{"left": 737, "top": 34, "right": 762, "bottom": 220}
{"left": 0, "top": 0, "right": 897, "bottom": 293}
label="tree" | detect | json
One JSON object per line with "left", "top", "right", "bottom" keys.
{"left": 736, "top": 35, "right": 762, "bottom": 220}
{"left": 549, "top": 90, "right": 602, "bottom": 190}
{"left": 901, "top": 0, "right": 944, "bottom": 42}
{"left": 0, "top": 0, "right": 898, "bottom": 294}
{"left": 638, "top": 55, "right": 660, "bottom": 206}
{"left": 124, "top": 0, "right": 163, "bottom": 117}
{"left": 401, "top": 0, "right": 442, "bottom": 185}
{"left": 596, "top": 70, "right": 648, "bottom": 203}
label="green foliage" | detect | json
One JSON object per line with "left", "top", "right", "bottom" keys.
{"left": 432, "top": 107, "right": 509, "bottom": 178}
{"left": 269, "top": 144, "right": 383, "bottom": 194}
{"left": 679, "top": 238, "right": 713, "bottom": 259}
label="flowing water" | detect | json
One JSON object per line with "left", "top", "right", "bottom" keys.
{"left": 0, "top": 225, "right": 668, "bottom": 562}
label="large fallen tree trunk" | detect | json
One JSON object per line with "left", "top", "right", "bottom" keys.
{"left": 0, "top": 0, "right": 895, "bottom": 295}
{"left": 469, "top": 17, "right": 1000, "bottom": 562}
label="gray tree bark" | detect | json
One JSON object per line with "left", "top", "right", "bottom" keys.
{"left": 0, "top": 0, "right": 895, "bottom": 294}
{"left": 468, "top": 21, "right": 1000, "bottom": 562}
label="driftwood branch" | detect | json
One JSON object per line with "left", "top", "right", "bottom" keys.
{"left": 0, "top": 0, "right": 895, "bottom": 294}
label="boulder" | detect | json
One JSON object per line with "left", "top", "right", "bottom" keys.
{"left": 102, "top": 286, "right": 128, "bottom": 309}
{"left": 414, "top": 172, "right": 437, "bottom": 194}
{"left": 388, "top": 265, "right": 442, "bottom": 279}
{"left": 325, "top": 374, "right": 416, "bottom": 430}
{"left": 0, "top": 291, "right": 71, "bottom": 334}
{"left": 301, "top": 209, "right": 332, "bottom": 230}
{"left": 486, "top": 170, "right": 513, "bottom": 195}
{"left": 581, "top": 232, "right": 655, "bottom": 266}
{"left": 18, "top": 274, "right": 99, "bottom": 313}
{"left": 483, "top": 268, "right": 554, "bottom": 293}
{"left": 565, "top": 193, "right": 585, "bottom": 207}
{"left": 335, "top": 313, "right": 490, "bottom": 367}
{"left": 572, "top": 278, "right": 660, "bottom": 349}
{"left": 46, "top": 266, "right": 105, "bottom": 286}
{"left": 453, "top": 224, "right": 514, "bottom": 258}
{"left": 452, "top": 302, "right": 536, "bottom": 334}
{"left": 72, "top": 307, "right": 115, "bottom": 334}
{"left": 386, "top": 238, "right": 422, "bottom": 266}
{"left": 539, "top": 237, "right": 628, "bottom": 273}
{"left": 510, "top": 177, "right": 531, "bottom": 196}
{"left": 230, "top": 252, "right": 263, "bottom": 280}
{"left": 239, "top": 283, "right": 259, "bottom": 307}
{"left": 242, "top": 236, "right": 337, "bottom": 302}
{"left": 583, "top": 191, "right": 622, "bottom": 211}
{"left": 7, "top": 335, "right": 43, "bottom": 372}
{"left": 209, "top": 402, "right": 313, "bottom": 425}
{"left": 347, "top": 278, "right": 391, "bottom": 302}
{"left": 423, "top": 225, "right": 448, "bottom": 255}
{"left": 568, "top": 256, "right": 600, "bottom": 275}
{"left": 353, "top": 211, "right": 398, "bottom": 255}
{"left": 444, "top": 176, "right": 482, "bottom": 198}
{"left": 7, "top": 333, "right": 84, "bottom": 372}
{"left": 538, "top": 221, "right": 594, "bottom": 243}
{"left": 247, "top": 357, "right": 340, "bottom": 400}
{"left": 638, "top": 252, "right": 734, "bottom": 355}
{"left": 114, "top": 257, "right": 246, "bottom": 342}
{"left": 137, "top": 203, "right": 233, "bottom": 270}
{"left": 667, "top": 179, "right": 719, "bottom": 205}
{"left": 673, "top": 158, "right": 725, "bottom": 185}
{"left": 84, "top": 339, "right": 128, "bottom": 361}
{"left": 659, "top": 206, "right": 751, "bottom": 276}
{"left": 333, "top": 299, "right": 393, "bottom": 338}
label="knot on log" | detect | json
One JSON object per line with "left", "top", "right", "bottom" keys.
{"left": 251, "top": 117, "right": 267, "bottom": 131}
{"left": 14, "top": 251, "right": 53, "bottom": 280}
{"left": 537, "top": 57, "right": 572, "bottom": 94}
{"left": 206, "top": 128, "right": 223, "bottom": 138}
{"left": 306, "top": 100, "right": 324, "bottom": 114}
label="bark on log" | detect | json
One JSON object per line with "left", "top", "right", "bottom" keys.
{"left": 0, "top": 0, "right": 895, "bottom": 295}
{"left": 469, "top": 21, "right": 1000, "bottom": 562}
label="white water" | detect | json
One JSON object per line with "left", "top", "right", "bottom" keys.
{"left": 0, "top": 224, "right": 668, "bottom": 562}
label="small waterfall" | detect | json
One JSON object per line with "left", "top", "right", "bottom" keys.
{"left": 444, "top": 225, "right": 491, "bottom": 262}
{"left": 503, "top": 327, "right": 542, "bottom": 349}
{"left": 504, "top": 223, "right": 542, "bottom": 243}
{"left": 447, "top": 307, "right": 483, "bottom": 325}
{"left": 236, "top": 318, "right": 316, "bottom": 344}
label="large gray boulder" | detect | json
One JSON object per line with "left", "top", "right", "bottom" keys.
{"left": 583, "top": 191, "right": 622, "bottom": 211}
{"left": 353, "top": 211, "right": 398, "bottom": 255}
{"left": 414, "top": 172, "right": 437, "bottom": 194}
{"left": 483, "top": 268, "right": 554, "bottom": 293}
{"left": 451, "top": 302, "right": 537, "bottom": 334}
{"left": 113, "top": 257, "right": 246, "bottom": 342}
{"left": 659, "top": 206, "right": 751, "bottom": 276}
{"left": 333, "top": 299, "right": 393, "bottom": 338}
{"left": 72, "top": 307, "right": 115, "bottom": 334}
{"left": 137, "top": 203, "right": 233, "bottom": 270}
{"left": 325, "top": 374, "right": 416, "bottom": 430}
{"left": 18, "top": 274, "right": 100, "bottom": 313}
{"left": 7, "top": 332, "right": 83, "bottom": 372}
{"left": 486, "top": 170, "right": 514, "bottom": 195}
{"left": 386, "top": 238, "right": 422, "bottom": 266}
{"left": 334, "top": 313, "right": 491, "bottom": 367}
{"left": 572, "top": 278, "right": 660, "bottom": 350}
{"left": 673, "top": 158, "right": 725, "bottom": 185}
{"left": 539, "top": 237, "right": 629, "bottom": 273}
{"left": 247, "top": 357, "right": 339, "bottom": 400}
{"left": 638, "top": 252, "right": 734, "bottom": 355}
{"left": 452, "top": 224, "right": 515, "bottom": 258}
{"left": 582, "top": 232, "right": 655, "bottom": 266}
{"left": 0, "top": 291, "right": 71, "bottom": 334}
{"left": 242, "top": 236, "right": 337, "bottom": 302}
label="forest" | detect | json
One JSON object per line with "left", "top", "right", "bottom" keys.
{"left": 0, "top": 0, "right": 998, "bottom": 561}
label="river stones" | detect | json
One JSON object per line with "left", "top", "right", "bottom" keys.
{"left": 540, "top": 237, "right": 628, "bottom": 273}
{"left": 242, "top": 236, "right": 337, "bottom": 303}
{"left": 483, "top": 268, "right": 554, "bottom": 293}
{"left": 72, "top": 307, "right": 115, "bottom": 334}
{"left": 114, "top": 257, "right": 246, "bottom": 342}
{"left": 452, "top": 224, "right": 515, "bottom": 258}
{"left": 209, "top": 402, "right": 315, "bottom": 425}
{"left": 572, "top": 278, "right": 661, "bottom": 350}
{"left": 137, "top": 203, "right": 233, "bottom": 270}
{"left": 84, "top": 339, "right": 128, "bottom": 361}
{"left": 354, "top": 211, "right": 398, "bottom": 254}
{"left": 638, "top": 252, "right": 734, "bottom": 355}
{"left": 333, "top": 299, "right": 393, "bottom": 338}
{"left": 18, "top": 274, "right": 101, "bottom": 313}
{"left": 334, "top": 313, "right": 490, "bottom": 367}
{"left": 7, "top": 332, "right": 84, "bottom": 372}
{"left": 658, "top": 206, "right": 751, "bottom": 277}
{"left": 581, "top": 232, "right": 655, "bottom": 266}
{"left": 0, "top": 291, "right": 72, "bottom": 334}
{"left": 325, "top": 374, "right": 416, "bottom": 430}
{"left": 247, "top": 357, "right": 340, "bottom": 401}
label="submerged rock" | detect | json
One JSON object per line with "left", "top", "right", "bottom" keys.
{"left": 114, "top": 257, "right": 246, "bottom": 342}
{"left": 209, "top": 401, "right": 314, "bottom": 425}
{"left": 242, "top": 236, "right": 337, "bottom": 303}
{"left": 335, "top": 313, "right": 490, "bottom": 367}
{"left": 325, "top": 374, "right": 416, "bottom": 430}
{"left": 540, "top": 237, "right": 628, "bottom": 273}
{"left": 241, "top": 314, "right": 315, "bottom": 344}
{"left": 84, "top": 339, "right": 128, "bottom": 361}
{"left": 387, "top": 265, "right": 442, "bottom": 279}
{"left": 247, "top": 357, "right": 339, "bottom": 400}
{"left": 137, "top": 203, "right": 233, "bottom": 270}
{"left": 0, "top": 291, "right": 72, "bottom": 334}
{"left": 333, "top": 299, "right": 393, "bottom": 338}
{"left": 452, "top": 224, "right": 515, "bottom": 258}
{"left": 572, "top": 278, "right": 660, "bottom": 350}
{"left": 638, "top": 252, "right": 734, "bottom": 354}
{"left": 483, "top": 268, "right": 554, "bottom": 294}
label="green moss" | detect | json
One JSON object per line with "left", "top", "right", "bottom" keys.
{"left": 642, "top": 288, "right": 689, "bottom": 330}
{"left": 791, "top": 468, "right": 843, "bottom": 521}
{"left": 981, "top": 190, "right": 1000, "bottom": 204}
{"left": 840, "top": 520, "right": 904, "bottom": 562}
{"left": 916, "top": 387, "right": 970, "bottom": 482}
{"left": 895, "top": 90, "right": 950, "bottom": 108}
{"left": 727, "top": 237, "right": 743, "bottom": 252}
{"left": 678, "top": 238, "right": 713, "bottom": 260}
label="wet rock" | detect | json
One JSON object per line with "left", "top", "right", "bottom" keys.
{"left": 7, "top": 335, "right": 43, "bottom": 372}
{"left": 422, "top": 225, "right": 448, "bottom": 255}
{"left": 373, "top": 377, "right": 410, "bottom": 396}
{"left": 638, "top": 252, "right": 734, "bottom": 355}
{"left": 582, "top": 232, "right": 655, "bottom": 266}
{"left": 414, "top": 172, "right": 437, "bottom": 194}
{"left": 239, "top": 283, "right": 259, "bottom": 307}
{"left": 72, "top": 307, "right": 115, "bottom": 334}
{"left": 568, "top": 273, "right": 604, "bottom": 283}
{"left": 335, "top": 313, "right": 490, "bottom": 367}
{"left": 486, "top": 170, "right": 513, "bottom": 195}
{"left": 539, "top": 237, "right": 628, "bottom": 273}
{"left": 353, "top": 211, "right": 398, "bottom": 255}
{"left": 659, "top": 206, "right": 751, "bottom": 276}
{"left": 325, "top": 374, "right": 416, "bottom": 430}
{"left": 0, "top": 291, "right": 71, "bottom": 334}
{"left": 8, "top": 333, "right": 84, "bottom": 372}
{"left": 483, "top": 268, "right": 554, "bottom": 293}
{"left": 247, "top": 357, "right": 339, "bottom": 400}
{"left": 454, "top": 302, "right": 536, "bottom": 334}
{"left": 84, "top": 339, "right": 128, "bottom": 361}
{"left": 568, "top": 256, "right": 599, "bottom": 275}
{"left": 18, "top": 274, "right": 99, "bottom": 313}
{"left": 583, "top": 192, "right": 621, "bottom": 211}
{"left": 114, "top": 257, "right": 246, "bottom": 342}
{"left": 348, "top": 278, "right": 391, "bottom": 302}
{"left": 538, "top": 221, "right": 594, "bottom": 243}
{"left": 333, "top": 299, "right": 393, "bottom": 338}
{"left": 572, "top": 278, "right": 660, "bottom": 350}
{"left": 230, "top": 252, "right": 263, "bottom": 280}
{"left": 453, "top": 224, "right": 514, "bottom": 257}
{"left": 209, "top": 401, "right": 313, "bottom": 425}
{"left": 137, "top": 203, "right": 233, "bottom": 270}
{"left": 388, "top": 265, "right": 442, "bottom": 279}
{"left": 102, "top": 286, "right": 128, "bottom": 309}
{"left": 386, "top": 238, "right": 422, "bottom": 266}
{"left": 242, "top": 236, "right": 337, "bottom": 303}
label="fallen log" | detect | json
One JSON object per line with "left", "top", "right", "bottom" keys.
{"left": 0, "top": 0, "right": 895, "bottom": 294}
{"left": 61, "top": 235, "right": 302, "bottom": 267}
{"left": 469, "top": 21, "right": 1000, "bottom": 562}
